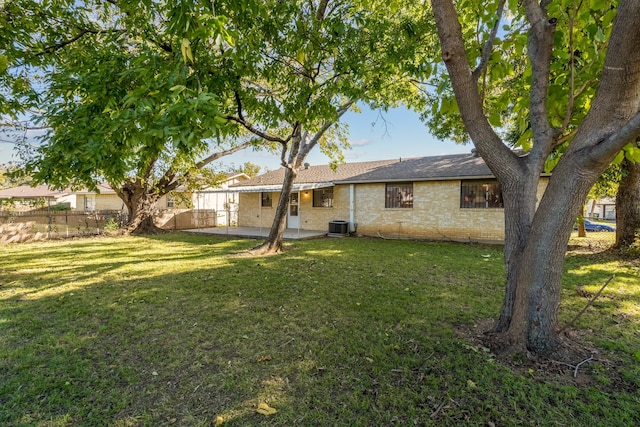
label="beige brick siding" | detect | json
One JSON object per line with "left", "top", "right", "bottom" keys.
{"left": 353, "top": 181, "right": 504, "bottom": 241}
{"left": 238, "top": 193, "right": 277, "bottom": 229}
{"left": 237, "top": 178, "right": 549, "bottom": 242}
{"left": 238, "top": 188, "right": 350, "bottom": 231}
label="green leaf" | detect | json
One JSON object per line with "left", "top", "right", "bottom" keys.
{"left": 0, "top": 55, "right": 8, "bottom": 74}
{"left": 611, "top": 150, "right": 625, "bottom": 165}
{"left": 594, "top": 27, "right": 606, "bottom": 43}
{"left": 181, "top": 38, "right": 194, "bottom": 63}
{"left": 488, "top": 112, "right": 501, "bottom": 127}
{"left": 624, "top": 144, "right": 640, "bottom": 162}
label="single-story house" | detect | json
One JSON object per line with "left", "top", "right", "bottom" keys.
{"left": 585, "top": 197, "right": 616, "bottom": 221}
{"left": 0, "top": 184, "right": 76, "bottom": 209}
{"left": 1, "top": 173, "right": 249, "bottom": 223}
{"left": 190, "top": 173, "right": 249, "bottom": 226}
{"left": 68, "top": 183, "right": 124, "bottom": 211}
{"left": 229, "top": 153, "right": 549, "bottom": 243}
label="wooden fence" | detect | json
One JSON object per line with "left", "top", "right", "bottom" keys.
{"left": 1, "top": 208, "right": 238, "bottom": 243}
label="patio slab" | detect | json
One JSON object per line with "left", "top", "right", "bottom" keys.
{"left": 184, "top": 226, "right": 327, "bottom": 240}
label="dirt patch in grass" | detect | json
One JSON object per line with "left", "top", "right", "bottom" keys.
{"left": 453, "top": 318, "right": 635, "bottom": 392}
{"left": 455, "top": 232, "right": 638, "bottom": 394}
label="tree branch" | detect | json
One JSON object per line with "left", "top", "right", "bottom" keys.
{"left": 36, "top": 28, "right": 123, "bottom": 56}
{"left": 195, "top": 140, "right": 253, "bottom": 169}
{"left": 226, "top": 90, "right": 290, "bottom": 144}
{"left": 471, "top": 0, "right": 506, "bottom": 81}
{"left": 557, "top": 1, "right": 584, "bottom": 139}
{"left": 298, "top": 100, "right": 354, "bottom": 161}
{"left": 430, "top": 0, "right": 517, "bottom": 180}
{"left": 522, "top": 0, "right": 556, "bottom": 163}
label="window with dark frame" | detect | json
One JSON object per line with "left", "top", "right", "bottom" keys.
{"left": 313, "top": 187, "right": 333, "bottom": 207}
{"left": 460, "top": 180, "right": 503, "bottom": 208}
{"left": 166, "top": 195, "right": 175, "bottom": 208}
{"left": 261, "top": 192, "right": 272, "bottom": 207}
{"left": 385, "top": 183, "right": 413, "bottom": 208}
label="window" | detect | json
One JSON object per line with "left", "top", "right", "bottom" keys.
{"left": 385, "top": 183, "right": 413, "bottom": 208}
{"left": 313, "top": 187, "right": 333, "bottom": 207}
{"left": 261, "top": 192, "right": 272, "bottom": 207}
{"left": 166, "top": 195, "right": 175, "bottom": 208}
{"left": 460, "top": 180, "right": 503, "bottom": 208}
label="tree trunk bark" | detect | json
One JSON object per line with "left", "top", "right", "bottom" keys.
{"left": 505, "top": 155, "right": 603, "bottom": 354}
{"left": 250, "top": 166, "right": 298, "bottom": 254}
{"left": 115, "top": 180, "right": 164, "bottom": 235}
{"left": 578, "top": 206, "right": 586, "bottom": 238}
{"left": 493, "top": 175, "right": 539, "bottom": 333}
{"left": 432, "top": 0, "right": 640, "bottom": 356}
{"left": 614, "top": 158, "right": 640, "bottom": 248}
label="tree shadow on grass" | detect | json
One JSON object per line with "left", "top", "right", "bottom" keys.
{"left": 1, "top": 236, "right": 638, "bottom": 426}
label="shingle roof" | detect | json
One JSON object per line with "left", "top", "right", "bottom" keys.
{"left": 0, "top": 184, "right": 71, "bottom": 199}
{"left": 338, "top": 153, "right": 494, "bottom": 183}
{"left": 231, "top": 153, "right": 495, "bottom": 189}
{"left": 232, "top": 159, "right": 399, "bottom": 187}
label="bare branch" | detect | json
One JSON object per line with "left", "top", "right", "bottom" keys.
{"left": 316, "top": 0, "right": 329, "bottom": 21}
{"left": 552, "top": 128, "right": 578, "bottom": 148}
{"left": 557, "top": 1, "right": 585, "bottom": 138}
{"left": 472, "top": 0, "right": 506, "bottom": 81}
{"left": 561, "top": 275, "right": 615, "bottom": 333}
{"left": 431, "top": 0, "right": 517, "bottom": 178}
{"left": 226, "top": 90, "right": 290, "bottom": 144}
{"left": 298, "top": 100, "right": 354, "bottom": 160}
{"left": 195, "top": 140, "right": 253, "bottom": 169}
{"left": 226, "top": 116, "right": 290, "bottom": 145}
{"left": 521, "top": 0, "right": 557, "bottom": 164}
{"left": 36, "top": 28, "right": 124, "bottom": 56}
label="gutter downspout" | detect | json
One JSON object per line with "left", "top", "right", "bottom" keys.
{"left": 349, "top": 184, "right": 355, "bottom": 233}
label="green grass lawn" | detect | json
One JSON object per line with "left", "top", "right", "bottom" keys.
{"left": 1, "top": 233, "right": 638, "bottom": 426}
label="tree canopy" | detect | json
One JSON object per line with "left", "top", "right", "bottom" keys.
{"left": 2, "top": 1, "right": 263, "bottom": 232}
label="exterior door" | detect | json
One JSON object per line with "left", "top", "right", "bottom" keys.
{"left": 287, "top": 192, "right": 300, "bottom": 228}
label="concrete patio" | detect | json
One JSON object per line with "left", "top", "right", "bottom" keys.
{"left": 184, "top": 226, "right": 327, "bottom": 240}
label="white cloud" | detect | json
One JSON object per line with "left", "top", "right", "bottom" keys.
{"left": 347, "top": 138, "right": 374, "bottom": 147}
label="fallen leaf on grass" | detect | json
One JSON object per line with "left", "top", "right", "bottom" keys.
{"left": 257, "top": 355, "right": 272, "bottom": 363}
{"left": 215, "top": 415, "right": 224, "bottom": 425}
{"left": 256, "top": 402, "right": 277, "bottom": 416}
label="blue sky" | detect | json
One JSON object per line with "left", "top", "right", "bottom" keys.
{"left": 0, "top": 105, "right": 472, "bottom": 171}
{"left": 222, "top": 105, "right": 471, "bottom": 171}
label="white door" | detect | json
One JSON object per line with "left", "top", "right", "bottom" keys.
{"left": 287, "top": 192, "right": 300, "bottom": 228}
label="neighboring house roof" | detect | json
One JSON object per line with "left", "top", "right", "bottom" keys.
{"left": 73, "top": 183, "right": 118, "bottom": 195}
{"left": 229, "top": 153, "right": 500, "bottom": 192}
{"left": 226, "top": 172, "right": 250, "bottom": 181}
{"left": 595, "top": 197, "right": 615, "bottom": 205}
{"left": 0, "top": 184, "right": 71, "bottom": 199}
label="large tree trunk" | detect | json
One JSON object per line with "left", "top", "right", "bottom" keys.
{"left": 250, "top": 166, "right": 298, "bottom": 254}
{"left": 614, "top": 158, "right": 640, "bottom": 248}
{"left": 431, "top": 0, "right": 640, "bottom": 356}
{"left": 505, "top": 158, "right": 600, "bottom": 354}
{"left": 115, "top": 180, "right": 164, "bottom": 235}
{"left": 493, "top": 174, "right": 539, "bottom": 333}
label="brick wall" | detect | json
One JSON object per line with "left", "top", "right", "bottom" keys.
{"left": 352, "top": 179, "right": 548, "bottom": 242}
{"left": 237, "top": 179, "right": 549, "bottom": 243}
{"left": 238, "top": 189, "right": 350, "bottom": 231}
{"left": 238, "top": 192, "right": 277, "bottom": 229}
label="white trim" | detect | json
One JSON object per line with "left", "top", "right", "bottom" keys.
{"left": 225, "top": 182, "right": 335, "bottom": 193}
